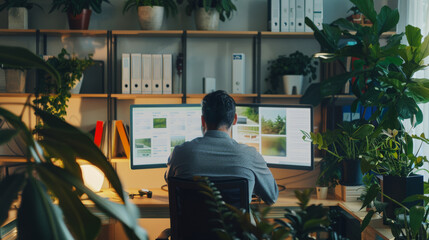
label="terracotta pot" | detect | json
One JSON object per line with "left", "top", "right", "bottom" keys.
{"left": 68, "top": 9, "right": 92, "bottom": 30}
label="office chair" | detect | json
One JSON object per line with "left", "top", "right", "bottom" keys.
{"left": 157, "top": 176, "right": 249, "bottom": 240}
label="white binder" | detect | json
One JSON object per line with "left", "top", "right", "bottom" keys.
{"left": 121, "top": 53, "right": 130, "bottom": 94}
{"left": 269, "top": 0, "right": 280, "bottom": 32}
{"left": 296, "top": 0, "right": 305, "bottom": 32}
{"left": 131, "top": 53, "right": 142, "bottom": 94}
{"left": 152, "top": 54, "right": 163, "bottom": 94}
{"left": 232, "top": 53, "right": 245, "bottom": 94}
{"left": 142, "top": 54, "right": 152, "bottom": 94}
{"left": 280, "top": 0, "right": 290, "bottom": 32}
{"left": 313, "top": 0, "right": 323, "bottom": 30}
{"left": 162, "top": 54, "right": 172, "bottom": 94}
{"left": 304, "top": 0, "right": 314, "bottom": 32}
{"left": 289, "top": 0, "right": 296, "bottom": 32}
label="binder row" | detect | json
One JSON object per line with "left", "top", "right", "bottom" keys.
{"left": 269, "top": 0, "right": 323, "bottom": 32}
{"left": 122, "top": 53, "right": 172, "bottom": 94}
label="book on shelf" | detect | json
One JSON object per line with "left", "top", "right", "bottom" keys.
{"left": 335, "top": 184, "right": 364, "bottom": 202}
{"left": 115, "top": 120, "right": 130, "bottom": 159}
{"left": 93, "top": 120, "right": 104, "bottom": 148}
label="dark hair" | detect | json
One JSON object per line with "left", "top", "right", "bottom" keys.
{"left": 202, "top": 90, "right": 236, "bottom": 129}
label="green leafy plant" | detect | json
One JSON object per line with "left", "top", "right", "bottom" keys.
{"left": 0, "top": 45, "right": 147, "bottom": 240}
{"left": 266, "top": 51, "right": 318, "bottom": 93}
{"left": 33, "top": 48, "right": 93, "bottom": 124}
{"left": 302, "top": 121, "right": 375, "bottom": 163}
{"left": 316, "top": 155, "right": 340, "bottom": 188}
{"left": 361, "top": 129, "right": 429, "bottom": 178}
{"left": 301, "top": 0, "right": 429, "bottom": 132}
{"left": 122, "top": 0, "right": 178, "bottom": 17}
{"left": 49, "top": 0, "right": 111, "bottom": 16}
{"left": 176, "top": 0, "right": 237, "bottom": 22}
{"left": 0, "top": 0, "right": 42, "bottom": 11}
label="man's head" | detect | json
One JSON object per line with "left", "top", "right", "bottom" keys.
{"left": 201, "top": 90, "right": 237, "bottom": 131}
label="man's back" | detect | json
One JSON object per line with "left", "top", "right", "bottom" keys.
{"left": 165, "top": 130, "right": 278, "bottom": 204}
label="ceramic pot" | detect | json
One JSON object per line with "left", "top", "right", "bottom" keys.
{"left": 138, "top": 6, "right": 164, "bottom": 30}
{"left": 68, "top": 9, "right": 92, "bottom": 30}
{"left": 316, "top": 186, "right": 328, "bottom": 200}
{"left": 340, "top": 159, "right": 363, "bottom": 186}
{"left": 5, "top": 69, "right": 26, "bottom": 93}
{"left": 8, "top": 7, "right": 28, "bottom": 29}
{"left": 70, "top": 75, "right": 84, "bottom": 94}
{"left": 195, "top": 8, "right": 219, "bottom": 31}
{"left": 381, "top": 174, "right": 423, "bottom": 222}
{"left": 282, "top": 75, "right": 303, "bottom": 95}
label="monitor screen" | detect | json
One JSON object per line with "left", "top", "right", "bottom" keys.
{"left": 130, "top": 104, "right": 313, "bottom": 170}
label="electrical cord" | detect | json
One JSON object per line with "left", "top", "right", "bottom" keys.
{"left": 161, "top": 184, "right": 168, "bottom": 192}
{"left": 277, "top": 184, "right": 286, "bottom": 192}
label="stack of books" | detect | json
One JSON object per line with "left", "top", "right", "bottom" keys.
{"left": 335, "top": 185, "right": 364, "bottom": 202}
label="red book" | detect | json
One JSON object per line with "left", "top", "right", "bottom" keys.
{"left": 94, "top": 121, "right": 104, "bottom": 148}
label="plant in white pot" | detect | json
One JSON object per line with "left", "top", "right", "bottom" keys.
{"left": 176, "top": 0, "right": 237, "bottom": 31}
{"left": 123, "top": 0, "right": 178, "bottom": 30}
{"left": 0, "top": 0, "right": 42, "bottom": 29}
{"left": 33, "top": 48, "right": 94, "bottom": 126}
{"left": 266, "top": 51, "right": 317, "bottom": 95}
{"left": 49, "top": 0, "right": 110, "bottom": 30}
{"left": 315, "top": 155, "right": 340, "bottom": 200}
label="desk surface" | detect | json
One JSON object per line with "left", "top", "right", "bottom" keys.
{"left": 93, "top": 188, "right": 393, "bottom": 239}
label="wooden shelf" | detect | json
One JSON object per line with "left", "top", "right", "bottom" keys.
{"left": 261, "top": 94, "right": 302, "bottom": 98}
{"left": 39, "top": 29, "right": 108, "bottom": 36}
{"left": 187, "top": 93, "right": 257, "bottom": 98}
{"left": 112, "top": 30, "right": 183, "bottom": 37}
{"left": 261, "top": 31, "right": 315, "bottom": 38}
{"left": 111, "top": 94, "right": 183, "bottom": 100}
{"left": 111, "top": 157, "right": 129, "bottom": 163}
{"left": 0, "top": 156, "right": 27, "bottom": 164}
{"left": 0, "top": 93, "right": 32, "bottom": 98}
{"left": 71, "top": 94, "right": 108, "bottom": 98}
{"left": 187, "top": 30, "right": 258, "bottom": 38}
{"left": 0, "top": 29, "right": 37, "bottom": 36}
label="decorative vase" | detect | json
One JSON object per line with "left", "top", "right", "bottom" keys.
{"left": 70, "top": 75, "right": 84, "bottom": 94}
{"left": 138, "top": 6, "right": 164, "bottom": 30}
{"left": 282, "top": 75, "right": 303, "bottom": 95}
{"left": 381, "top": 174, "right": 423, "bottom": 222}
{"left": 5, "top": 69, "right": 26, "bottom": 93}
{"left": 316, "top": 186, "right": 328, "bottom": 200}
{"left": 8, "top": 7, "right": 28, "bottom": 29}
{"left": 340, "top": 159, "right": 363, "bottom": 186}
{"left": 68, "top": 9, "right": 92, "bottom": 30}
{"left": 195, "top": 8, "right": 219, "bottom": 31}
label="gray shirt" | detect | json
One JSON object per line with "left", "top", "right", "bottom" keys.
{"left": 165, "top": 130, "right": 279, "bottom": 205}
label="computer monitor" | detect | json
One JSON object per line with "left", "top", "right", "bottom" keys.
{"left": 130, "top": 104, "right": 313, "bottom": 170}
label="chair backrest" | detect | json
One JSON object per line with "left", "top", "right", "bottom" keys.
{"left": 168, "top": 177, "right": 249, "bottom": 240}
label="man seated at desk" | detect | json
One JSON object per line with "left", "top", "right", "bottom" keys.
{"left": 165, "top": 90, "right": 278, "bottom": 205}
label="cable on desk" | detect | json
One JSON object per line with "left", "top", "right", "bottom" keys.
{"left": 161, "top": 184, "right": 168, "bottom": 192}
{"left": 277, "top": 184, "right": 286, "bottom": 192}
{"left": 274, "top": 168, "right": 315, "bottom": 181}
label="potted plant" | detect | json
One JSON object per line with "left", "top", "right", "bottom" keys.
{"left": 361, "top": 129, "right": 429, "bottom": 221}
{"left": 49, "top": 0, "right": 111, "bottom": 30}
{"left": 123, "top": 0, "right": 178, "bottom": 30}
{"left": 33, "top": 48, "right": 94, "bottom": 124}
{"left": 316, "top": 155, "right": 340, "bottom": 200}
{"left": 0, "top": 0, "right": 42, "bottom": 29}
{"left": 302, "top": 121, "right": 375, "bottom": 186}
{"left": 301, "top": 0, "right": 429, "bottom": 230}
{"left": 266, "top": 51, "right": 317, "bottom": 95}
{"left": 176, "top": 0, "right": 238, "bottom": 30}
{"left": 0, "top": 64, "right": 27, "bottom": 93}
{"left": 0, "top": 45, "right": 147, "bottom": 239}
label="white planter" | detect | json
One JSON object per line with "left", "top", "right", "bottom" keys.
{"left": 8, "top": 7, "right": 28, "bottom": 29}
{"left": 195, "top": 8, "right": 219, "bottom": 31}
{"left": 138, "top": 6, "right": 164, "bottom": 30}
{"left": 70, "top": 75, "right": 84, "bottom": 94}
{"left": 282, "top": 75, "right": 304, "bottom": 95}
{"left": 5, "top": 69, "right": 26, "bottom": 93}
{"left": 316, "top": 186, "right": 328, "bottom": 200}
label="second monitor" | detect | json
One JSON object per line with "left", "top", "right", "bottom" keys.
{"left": 130, "top": 104, "right": 313, "bottom": 170}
